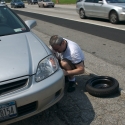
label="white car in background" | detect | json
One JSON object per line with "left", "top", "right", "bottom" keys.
{"left": 76, "top": 0, "right": 125, "bottom": 24}
{"left": 0, "top": 0, "right": 6, "bottom": 4}
{"left": 38, "top": 0, "right": 55, "bottom": 8}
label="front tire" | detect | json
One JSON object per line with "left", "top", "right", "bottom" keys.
{"left": 79, "top": 9, "right": 86, "bottom": 19}
{"left": 109, "top": 11, "right": 119, "bottom": 24}
{"left": 38, "top": 4, "right": 40, "bottom": 7}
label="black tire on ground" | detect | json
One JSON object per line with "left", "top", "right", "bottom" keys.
{"left": 79, "top": 9, "right": 86, "bottom": 19}
{"left": 109, "top": 11, "right": 119, "bottom": 24}
{"left": 85, "top": 76, "right": 119, "bottom": 97}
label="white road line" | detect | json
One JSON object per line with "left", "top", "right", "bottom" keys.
{"left": 11, "top": 7, "right": 125, "bottom": 31}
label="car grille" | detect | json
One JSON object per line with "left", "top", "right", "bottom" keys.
{"left": 0, "top": 79, "right": 28, "bottom": 95}
{"left": 18, "top": 101, "right": 37, "bottom": 116}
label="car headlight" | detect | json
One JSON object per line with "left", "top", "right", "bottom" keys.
{"left": 35, "top": 55, "right": 59, "bottom": 82}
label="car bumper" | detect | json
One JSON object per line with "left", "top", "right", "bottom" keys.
{"left": 0, "top": 68, "right": 64, "bottom": 125}
{"left": 45, "top": 4, "right": 54, "bottom": 7}
{"left": 15, "top": 5, "right": 24, "bottom": 7}
{"left": 119, "top": 12, "right": 125, "bottom": 21}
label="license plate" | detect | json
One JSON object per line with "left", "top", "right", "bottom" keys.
{"left": 0, "top": 101, "right": 17, "bottom": 122}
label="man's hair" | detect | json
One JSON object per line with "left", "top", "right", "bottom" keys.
{"left": 49, "top": 35, "right": 64, "bottom": 46}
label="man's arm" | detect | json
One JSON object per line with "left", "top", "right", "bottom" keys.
{"left": 63, "top": 62, "right": 85, "bottom": 76}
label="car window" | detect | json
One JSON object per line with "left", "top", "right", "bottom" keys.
{"left": 94, "top": 0, "right": 102, "bottom": 3}
{"left": 43, "top": 0, "right": 50, "bottom": 1}
{"left": 14, "top": 0, "right": 22, "bottom": 2}
{"left": 0, "top": 6, "right": 29, "bottom": 36}
{"left": 85, "top": 0, "right": 94, "bottom": 2}
{"left": 106, "top": 0, "right": 125, "bottom": 3}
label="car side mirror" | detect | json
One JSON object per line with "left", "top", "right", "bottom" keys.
{"left": 25, "top": 20, "right": 37, "bottom": 29}
{"left": 98, "top": 1, "right": 103, "bottom": 4}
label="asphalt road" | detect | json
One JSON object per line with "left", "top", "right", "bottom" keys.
{"left": 8, "top": 3, "right": 125, "bottom": 30}
{"left": 9, "top": 4, "right": 125, "bottom": 91}
{"left": 6, "top": 4, "right": 125, "bottom": 125}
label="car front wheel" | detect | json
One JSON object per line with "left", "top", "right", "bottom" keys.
{"left": 109, "top": 11, "right": 119, "bottom": 24}
{"left": 79, "top": 9, "right": 86, "bottom": 19}
{"left": 38, "top": 4, "right": 40, "bottom": 7}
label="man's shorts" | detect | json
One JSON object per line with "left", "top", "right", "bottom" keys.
{"left": 59, "top": 58, "right": 76, "bottom": 70}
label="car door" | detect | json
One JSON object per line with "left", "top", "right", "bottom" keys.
{"left": 84, "top": 0, "right": 95, "bottom": 16}
{"left": 93, "top": 0, "right": 106, "bottom": 18}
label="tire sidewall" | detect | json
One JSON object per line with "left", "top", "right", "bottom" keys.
{"left": 86, "top": 76, "right": 119, "bottom": 97}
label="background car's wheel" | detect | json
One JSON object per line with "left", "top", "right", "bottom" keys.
{"left": 38, "top": 4, "right": 40, "bottom": 7}
{"left": 85, "top": 76, "right": 119, "bottom": 97}
{"left": 79, "top": 9, "right": 86, "bottom": 19}
{"left": 52, "top": 5, "right": 54, "bottom": 8}
{"left": 109, "top": 11, "right": 119, "bottom": 24}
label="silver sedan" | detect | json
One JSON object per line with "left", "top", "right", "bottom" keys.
{"left": 0, "top": 4, "right": 64, "bottom": 125}
{"left": 38, "top": 0, "right": 55, "bottom": 8}
{"left": 76, "top": 0, "right": 125, "bottom": 24}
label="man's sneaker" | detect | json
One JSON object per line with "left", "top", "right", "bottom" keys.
{"left": 67, "top": 81, "right": 76, "bottom": 92}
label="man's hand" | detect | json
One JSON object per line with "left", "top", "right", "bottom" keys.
{"left": 63, "top": 69, "right": 68, "bottom": 76}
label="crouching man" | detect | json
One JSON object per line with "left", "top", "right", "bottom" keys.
{"left": 49, "top": 35, "right": 85, "bottom": 92}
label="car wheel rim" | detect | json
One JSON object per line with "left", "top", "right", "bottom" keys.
{"left": 111, "top": 14, "right": 117, "bottom": 23}
{"left": 80, "top": 10, "right": 84, "bottom": 18}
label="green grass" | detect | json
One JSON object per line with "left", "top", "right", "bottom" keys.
{"left": 52, "top": 0, "right": 76, "bottom": 4}
{"left": 6, "top": 0, "right": 76, "bottom": 4}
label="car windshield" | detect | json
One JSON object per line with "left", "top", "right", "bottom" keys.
{"left": 14, "top": 0, "right": 22, "bottom": 2}
{"left": 106, "top": 0, "right": 125, "bottom": 3}
{"left": 43, "top": 0, "right": 51, "bottom": 2}
{"left": 0, "top": 6, "right": 29, "bottom": 36}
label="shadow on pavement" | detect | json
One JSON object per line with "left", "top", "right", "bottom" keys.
{"left": 10, "top": 74, "right": 95, "bottom": 125}
{"left": 10, "top": 73, "right": 121, "bottom": 125}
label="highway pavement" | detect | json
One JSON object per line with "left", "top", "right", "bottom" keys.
{"left": 6, "top": 4, "right": 125, "bottom": 125}
{"left": 10, "top": 28, "right": 125, "bottom": 125}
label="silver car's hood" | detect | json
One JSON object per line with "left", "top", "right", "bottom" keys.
{"left": 0, "top": 32, "right": 48, "bottom": 81}
{"left": 108, "top": 3, "right": 125, "bottom": 7}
